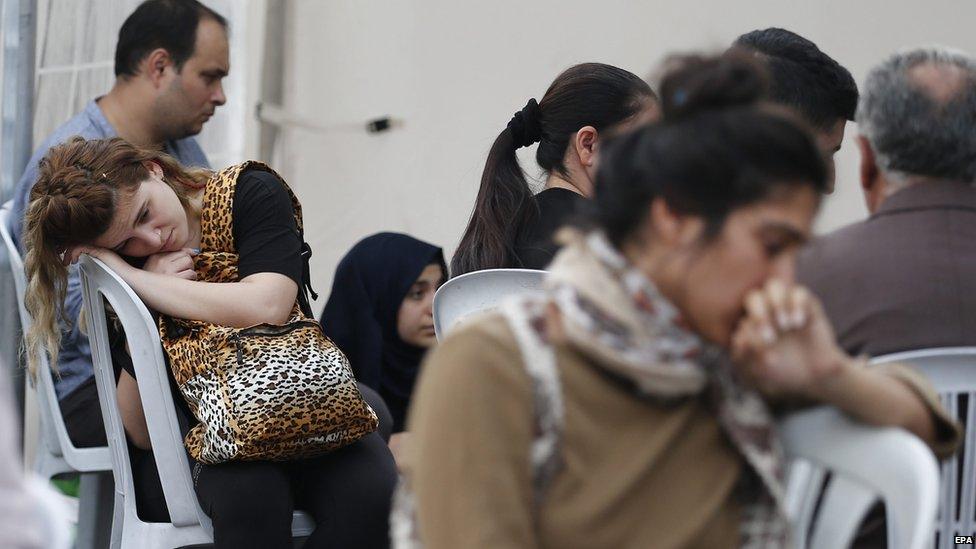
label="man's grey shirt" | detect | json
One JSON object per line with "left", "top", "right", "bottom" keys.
{"left": 9, "top": 98, "right": 209, "bottom": 400}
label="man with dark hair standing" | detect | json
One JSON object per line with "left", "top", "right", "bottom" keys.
{"left": 735, "top": 28, "right": 859, "bottom": 191}
{"left": 8, "top": 0, "right": 229, "bottom": 449}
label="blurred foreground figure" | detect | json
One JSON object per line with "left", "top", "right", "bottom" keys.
{"left": 396, "top": 53, "right": 959, "bottom": 549}
{"left": 0, "top": 370, "right": 44, "bottom": 548}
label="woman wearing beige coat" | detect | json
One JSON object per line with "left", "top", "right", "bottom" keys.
{"left": 399, "top": 54, "right": 959, "bottom": 549}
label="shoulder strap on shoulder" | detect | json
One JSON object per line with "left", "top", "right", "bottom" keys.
{"left": 233, "top": 160, "right": 305, "bottom": 233}
{"left": 200, "top": 161, "right": 304, "bottom": 250}
{"left": 500, "top": 296, "right": 564, "bottom": 504}
{"left": 199, "top": 161, "right": 318, "bottom": 304}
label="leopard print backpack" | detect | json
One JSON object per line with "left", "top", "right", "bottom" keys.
{"left": 159, "top": 161, "right": 378, "bottom": 464}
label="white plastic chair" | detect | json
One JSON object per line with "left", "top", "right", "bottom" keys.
{"left": 872, "top": 348, "right": 976, "bottom": 549}
{"left": 780, "top": 406, "right": 941, "bottom": 549}
{"left": 433, "top": 269, "right": 546, "bottom": 340}
{"left": 0, "top": 202, "right": 115, "bottom": 549}
{"left": 78, "top": 254, "right": 315, "bottom": 549}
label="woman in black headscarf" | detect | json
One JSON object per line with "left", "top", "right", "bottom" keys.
{"left": 320, "top": 232, "right": 447, "bottom": 434}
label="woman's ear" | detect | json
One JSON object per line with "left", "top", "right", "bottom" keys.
{"left": 574, "top": 126, "right": 599, "bottom": 168}
{"left": 647, "top": 197, "right": 703, "bottom": 248}
{"left": 648, "top": 198, "right": 681, "bottom": 245}
{"left": 144, "top": 161, "right": 164, "bottom": 178}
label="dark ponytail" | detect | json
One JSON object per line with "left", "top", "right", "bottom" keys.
{"left": 451, "top": 63, "right": 655, "bottom": 276}
{"left": 595, "top": 52, "right": 828, "bottom": 247}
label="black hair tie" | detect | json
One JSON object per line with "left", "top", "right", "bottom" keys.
{"left": 506, "top": 98, "right": 543, "bottom": 148}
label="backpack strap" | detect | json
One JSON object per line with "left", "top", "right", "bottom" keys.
{"left": 198, "top": 161, "right": 318, "bottom": 311}
{"left": 500, "top": 297, "right": 564, "bottom": 504}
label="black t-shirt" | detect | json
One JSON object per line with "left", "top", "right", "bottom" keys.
{"left": 513, "top": 187, "right": 587, "bottom": 269}
{"left": 111, "top": 169, "right": 305, "bottom": 435}
{"left": 232, "top": 170, "right": 303, "bottom": 285}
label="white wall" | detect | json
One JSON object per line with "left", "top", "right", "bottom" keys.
{"left": 277, "top": 0, "right": 976, "bottom": 298}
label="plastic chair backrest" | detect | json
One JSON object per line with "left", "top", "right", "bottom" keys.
{"left": 0, "top": 201, "right": 111, "bottom": 474}
{"left": 433, "top": 269, "right": 545, "bottom": 340}
{"left": 79, "top": 255, "right": 315, "bottom": 547}
{"left": 78, "top": 255, "right": 210, "bottom": 532}
{"left": 780, "top": 406, "right": 941, "bottom": 549}
{"left": 873, "top": 347, "right": 976, "bottom": 549}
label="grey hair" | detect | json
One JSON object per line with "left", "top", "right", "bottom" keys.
{"left": 856, "top": 46, "right": 976, "bottom": 183}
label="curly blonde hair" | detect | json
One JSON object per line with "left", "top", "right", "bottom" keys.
{"left": 22, "top": 136, "right": 211, "bottom": 377}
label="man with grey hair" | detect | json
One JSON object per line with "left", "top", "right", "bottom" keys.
{"left": 798, "top": 46, "right": 976, "bottom": 357}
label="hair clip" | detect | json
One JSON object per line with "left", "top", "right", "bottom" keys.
{"left": 673, "top": 89, "right": 688, "bottom": 106}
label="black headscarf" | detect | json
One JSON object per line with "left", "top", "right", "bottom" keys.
{"left": 319, "top": 232, "right": 446, "bottom": 433}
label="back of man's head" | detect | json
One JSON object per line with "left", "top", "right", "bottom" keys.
{"left": 735, "top": 27, "right": 858, "bottom": 130}
{"left": 114, "top": 0, "right": 227, "bottom": 78}
{"left": 858, "top": 47, "right": 976, "bottom": 183}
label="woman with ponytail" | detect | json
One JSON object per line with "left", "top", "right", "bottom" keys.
{"left": 450, "top": 63, "right": 658, "bottom": 276}
{"left": 23, "top": 137, "right": 396, "bottom": 548}
{"left": 396, "top": 53, "right": 959, "bottom": 548}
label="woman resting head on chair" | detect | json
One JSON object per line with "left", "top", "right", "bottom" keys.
{"left": 22, "top": 136, "right": 397, "bottom": 549}
{"left": 398, "top": 53, "right": 961, "bottom": 548}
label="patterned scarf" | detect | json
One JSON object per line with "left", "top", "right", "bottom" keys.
{"left": 544, "top": 230, "right": 790, "bottom": 548}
